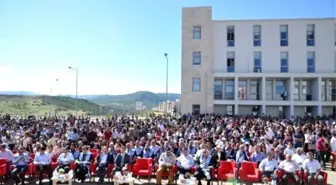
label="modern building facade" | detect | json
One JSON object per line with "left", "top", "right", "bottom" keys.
{"left": 181, "top": 7, "right": 336, "bottom": 118}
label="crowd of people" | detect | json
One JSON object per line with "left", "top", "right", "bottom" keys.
{"left": 0, "top": 113, "right": 335, "bottom": 185}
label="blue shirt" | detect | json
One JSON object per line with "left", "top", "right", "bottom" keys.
{"left": 143, "top": 148, "right": 153, "bottom": 158}
{"left": 251, "top": 152, "right": 266, "bottom": 162}
{"left": 13, "top": 153, "right": 29, "bottom": 166}
{"left": 199, "top": 155, "right": 211, "bottom": 169}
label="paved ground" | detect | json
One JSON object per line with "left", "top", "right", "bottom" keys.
{"left": 13, "top": 162, "right": 335, "bottom": 185}
{"left": 25, "top": 168, "right": 335, "bottom": 185}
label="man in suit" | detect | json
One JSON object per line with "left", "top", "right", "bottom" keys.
{"left": 112, "top": 146, "right": 131, "bottom": 179}
{"left": 96, "top": 146, "right": 114, "bottom": 184}
{"left": 274, "top": 147, "right": 285, "bottom": 163}
{"left": 210, "top": 144, "right": 227, "bottom": 168}
{"left": 75, "top": 146, "right": 93, "bottom": 183}
{"left": 194, "top": 149, "right": 212, "bottom": 185}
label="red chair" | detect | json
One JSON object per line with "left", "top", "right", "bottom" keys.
{"left": 239, "top": 161, "right": 262, "bottom": 183}
{"left": 132, "top": 158, "right": 152, "bottom": 182}
{"left": 302, "top": 171, "right": 328, "bottom": 185}
{"left": 0, "top": 159, "right": 7, "bottom": 166}
{"left": 217, "top": 161, "right": 238, "bottom": 184}
{"left": 106, "top": 164, "right": 114, "bottom": 181}
{"left": 276, "top": 169, "right": 302, "bottom": 184}
{"left": 51, "top": 162, "right": 59, "bottom": 171}
{"left": 0, "top": 164, "right": 6, "bottom": 185}
{"left": 89, "top": 149, "right": 99, "bottom": 154}
{"left": 89, "top": 163, "right": 97, "bottom": 182}
{"left": 70, "top": 163, "right": 77, "bottom": 171}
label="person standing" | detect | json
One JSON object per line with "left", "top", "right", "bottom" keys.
{"left": 315, "top": 133, "right": 327, "bottom": 169}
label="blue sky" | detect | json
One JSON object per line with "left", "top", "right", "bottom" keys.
{"left": 0, "top": 0, "right": 335, "bottom": 95}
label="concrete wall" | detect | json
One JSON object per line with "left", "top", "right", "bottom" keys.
{"left": 181, "top": 7, "right": 214, "bottom": 114}
{"left": 212, "top": 18, "right": 335, "bottom": 73}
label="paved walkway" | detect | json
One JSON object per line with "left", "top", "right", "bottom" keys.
{"left": 29, "top": 170, "right": 335, "bottom": 185}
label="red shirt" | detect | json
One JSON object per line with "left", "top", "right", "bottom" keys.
{"left": 316, "top": 137, "right": 326, "bottom": 151}
{"left": 104, "top": 131, "right": 112, "bottom": 141}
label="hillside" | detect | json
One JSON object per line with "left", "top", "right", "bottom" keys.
{"left": 89, "top": 91, "right": 180, "bottom": 110}
{"left": 0, "top": 95, "right": 112, "bottom": 116}
{"left": 0, "top": 91, "right": 181, "bottom": 115}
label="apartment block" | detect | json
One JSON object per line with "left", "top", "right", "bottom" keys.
{"left": 181, "top": 7, "right": 336, "bottom": 118}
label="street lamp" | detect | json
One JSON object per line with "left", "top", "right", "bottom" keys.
{"left": 164, "top": 53, "right": 168, "bottom": 114}
{"left": 49, "top": 78, "right": 59, "bottom": 117}
{"left": 68, "top": 66, "right": 79, "bottom": 117}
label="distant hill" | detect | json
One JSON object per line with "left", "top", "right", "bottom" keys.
{"left": 0, "top": 91, "right": 181, "bottom": 115}
{"left": 88, "top": 91, "right": 180, "bottom": 110}
{"left": 0, "top": 95, "right": 112, "bottom": 116}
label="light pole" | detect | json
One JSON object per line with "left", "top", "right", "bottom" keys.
{"left": 68, "top": 66, "right": 78, "bottom": 117}
{"left": 49, "top": 78, "right": 59, "bottom": 117}
{"left": 164, "top": 53, "right": 168, "bottom": 114}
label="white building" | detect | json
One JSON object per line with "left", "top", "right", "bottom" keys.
{"left": 181, "top": 7, "right": 336, "bottom": 118}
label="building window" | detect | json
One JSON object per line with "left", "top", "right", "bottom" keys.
{"left": 306, "top": 24, "right": 315, "bottom": 46}
{"left": 276, "top": 80, "right": 286, "bottom": 100}
{"left": 225, "top": 80, "right": 234, "bottom": 100}
{"left": 192, "top": 104, "right": 200, "bottom": 115}
{"left": 193, "top": 26, "right": 201, "bottom": 39}
{"left": 214, "top": 79, "right": 223, "bottom": 100}
{"left": 294, "top": 80, "right": 299, "bottom": 101}
{"left": 192, "top": 51, "right": 201, "bottom": 65}
{"left": 227, "top": 52, "right": 235, "bottom": 72}
{"left": 280, "top": 52, "right": 288, "bottom": 73}
{"left": 301, "top": 80, "right": 312, "bottom": 101}
{"left": 226, "top": 105, "right": 233, "bottom": 115}
{"left": 328, "top": 80, "right": 336, "bottom": 101}
{"left": 238, "top": 80, "right": 247, "bottom": 100}
{"left": 253, "top": 25, "right": 261, "bottom": 46}
{"left": 266, "top": 80, "right": 273, "bottom": 100}
{"left": 249, "top": 80, "right": 260, "bottom": 100}
{"left": 335, "top": 51, "right": 336, "bottom": 72}
{"left": 280, "top": 25, "right": 288, "bottom": 46}
{"left": 192, "top": 78, "right": 201, "bottom": 92}
{"left": 321, "top": 80, "right": 326, "bottom": 101}
{"left": 335, "top": 23, "right": 336, "bottom": 46}
{"left": 307, "top": 51, "right": 315, "bottom": 73}
{"left": 227, "top": 25, "right": 235, "bottom": 47}
{"left": 334, "top": 23, "right": 336, "bottom": 46}
{"left": 253, "top": 51, "right": 262, "bottom": 72}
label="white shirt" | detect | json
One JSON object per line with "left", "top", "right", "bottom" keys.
{"left": 284, "top": 147, "right": 296, "bottom": 156}
{"left": 292, "top": 153, "right": 307, "bottom": 166}
{"left": 259, "top": 158, "right": 278, "bottom": 172}
{"left": 158, "top": 152, "right": 176, "bottom": 167}
{"left": 57, "top": 152, "right": 75, "bottom": 165}
{"left": 34, "top": 153, "right": 51, "bottom": 165}
{"left": 279, "top": 160, "right": 299, "bottom": 173}
{"left": 302, "top": 159, "right": 321, "bottom": 174}
{"left": 0, "top": 149, "right": 14, "bottom": 162}
{"left": 330, "top": 136, "right": 336, "bottom": 152}
{"left": 177, "top": 154, "right": 194, "bottom": 169}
